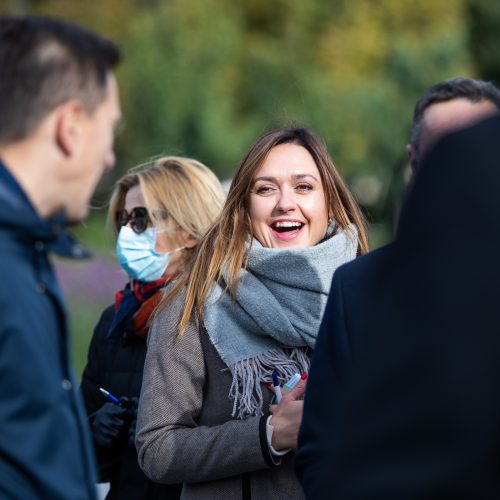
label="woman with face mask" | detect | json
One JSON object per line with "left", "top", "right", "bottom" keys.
{"left": 136, "top": 128, "right": 369, "bottom": 499}
{"left": 80, "top": 156, "right": 225, "bottom": 500}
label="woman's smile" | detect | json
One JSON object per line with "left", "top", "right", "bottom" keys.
{"left": 270, "top": 218, "right": 306, "bottom": 241}
{"left": 249, "top": 143, "right": 328, "bottom": 248}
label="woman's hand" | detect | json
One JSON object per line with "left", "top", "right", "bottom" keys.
{"left": 268, "top": 374, "right": 307, "bottom": 451}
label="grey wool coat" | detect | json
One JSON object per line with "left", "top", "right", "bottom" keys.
{"left": 136, "top": 287, "right": 305, "bottom": 500}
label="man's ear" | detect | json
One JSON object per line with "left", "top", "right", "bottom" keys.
{"left": 406, "top": 143, "right": 418, "bottom": 174}
{"left": 55, "top": 100, "right": 85, "bottom": 157}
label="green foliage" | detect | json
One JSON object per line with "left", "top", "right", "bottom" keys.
{"left": 70, "top": 210, "right": 114, "bottom": 256}
{"left": 10, "top": 0, "right": 474, "bottom": 222}
{"left": 466, "top": 0, "right": 500, "bottom": 85}
{"left": 116, "top": 0, "right": 472, "bottom": 208}
{"left": 118, "top": 0, "right": 255, "bottom": 175}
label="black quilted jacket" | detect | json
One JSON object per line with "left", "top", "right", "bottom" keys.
{"left": 81, "top": 304, "right": 181, "bottom": 500}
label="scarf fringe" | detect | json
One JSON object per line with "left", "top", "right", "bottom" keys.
{"left": 228, "top": 346, "right": 310, "bottom": 419}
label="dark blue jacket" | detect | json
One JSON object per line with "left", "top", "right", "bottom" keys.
{"left": 0, "top": 162, "right": 97, "bottom": 499}
{"left": 296, "top": 116, "right": 500, "bottom": 499}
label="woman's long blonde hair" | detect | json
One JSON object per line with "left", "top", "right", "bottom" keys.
{"left": 169, "top": 127, "right": 368, "bottom": 335}
{"left": 108, "top": 155, "right": 225, "bottom": 276}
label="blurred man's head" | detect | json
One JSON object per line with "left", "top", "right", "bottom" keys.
{"left": 407, "top": 77, "right": 500, "bottom": 173}
{"left": 0, "top": 16, "right": 122, "bottom": 221}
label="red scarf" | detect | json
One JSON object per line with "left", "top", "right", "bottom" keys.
{"left": 109, "top": 274, "right": 177, "bottom": 339}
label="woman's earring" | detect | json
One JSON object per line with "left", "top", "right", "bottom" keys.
{"left": 325, "top": 218, "right": 336, "bottom": 238}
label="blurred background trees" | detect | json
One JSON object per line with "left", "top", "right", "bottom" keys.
{"left": 5, "top": 0, "right": 495, "bottom": 233}
{"left": 1, "top": 0, "right": 498, "bottom": 374}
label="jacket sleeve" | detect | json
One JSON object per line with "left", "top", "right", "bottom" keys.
{"left": 136, "top": 290, "right": 273, "bottom": 484}
{"left": 79, "top": 304, "right": 119, "bottom": 482}
{"left": 80, "top": 306, "right": 114, "bottom": 416}
{"left": 295, "top": 268, "right": 350, "bottom": 497}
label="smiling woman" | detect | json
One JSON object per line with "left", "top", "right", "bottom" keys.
{"left": 249, "top": 143, "right": 329, "bottom": 248}
{"left": 136, "top": 127, "right": 368, "bottom": 500}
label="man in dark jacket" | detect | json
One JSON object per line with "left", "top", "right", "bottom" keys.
{"left": 0, "top": 16, "right": 121, "bottom": 499}
{"left": 296, "top": 115, "right": 500, "bottom": 498}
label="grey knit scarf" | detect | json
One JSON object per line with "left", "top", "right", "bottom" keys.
{"left": 204, "top": 225, "right": 358, "bottom": 418}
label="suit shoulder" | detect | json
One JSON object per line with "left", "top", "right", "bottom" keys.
{"left": 335, "top": 244, "right": 394, "bottom": 283}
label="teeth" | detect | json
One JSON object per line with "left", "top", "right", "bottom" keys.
{"left": 274, "top": 221, "right": 302, "bottom": 228}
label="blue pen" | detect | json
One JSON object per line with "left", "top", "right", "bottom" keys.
{"left": 271, "top": 371, "right": 282, "bottom": 404}
{"left": 99, "top": 387, "right": 132, "bottom": 413}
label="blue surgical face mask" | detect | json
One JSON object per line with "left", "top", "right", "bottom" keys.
{"left": 116, "top": 226, "right": 184, "bottom": 282}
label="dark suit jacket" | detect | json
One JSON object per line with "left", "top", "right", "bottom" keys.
{"left": 296, "top": 115, "right": 500, "bottom": 499}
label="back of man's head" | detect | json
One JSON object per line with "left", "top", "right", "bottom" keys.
{"left": 408, "top": 77, "right": 500, "bottom": 172}
{"left": 0, "top": 16, "right": 121, "bottom": 146}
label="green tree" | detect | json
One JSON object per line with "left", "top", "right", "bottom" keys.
{"left": 4, "top": 0, "right": 475, "bottom": 232}
{"left": 466, "top": 0, "right": 500, "bottom": 85}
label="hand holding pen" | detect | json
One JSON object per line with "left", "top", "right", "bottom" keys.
{"left": 268, "top": 372, "right": 307, "bottom": 404}
{"left": 268, "top": 372, "right": 308, "bottom": 451}
{"left": 92, "top": 388, "right": 134, "bottom": 448}
{"left": 99, "top": 387, "right": 134, "bottom": 414}
{"left": 271, "top": 372, "right": 283, "bottom": 404}
{"left": 99, "top": 387, "right": 121, "bottom": 405}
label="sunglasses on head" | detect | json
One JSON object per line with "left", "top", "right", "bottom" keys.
{"left": 116, "top": 207, "right": 151, "bottom": 234}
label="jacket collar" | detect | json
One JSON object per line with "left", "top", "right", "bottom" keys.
{"left": 0, "top": 160, "right": 91, "bottom": 260}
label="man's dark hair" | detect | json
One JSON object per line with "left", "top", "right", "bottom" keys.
{"left": 0, "top": 16, "right": 121, "bottom": 144}
{"left": 410, "top": 77, "right": 500, "bottom": 156}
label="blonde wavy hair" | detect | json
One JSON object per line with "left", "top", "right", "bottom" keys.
{"left": 108, "top": 155, "right": 225, "bottom": 275}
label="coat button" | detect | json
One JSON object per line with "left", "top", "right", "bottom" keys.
{"left": 36, "top": 282, "right": 47, "bottom": 293}
{"left": 62, "top": 379, "right": 73, "bottom": 391}
{"left": 72, "top": 245, "right": 85, "bottom": 257}
{"left": 34, "top": 240, "right": 44, "bottom": 252}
